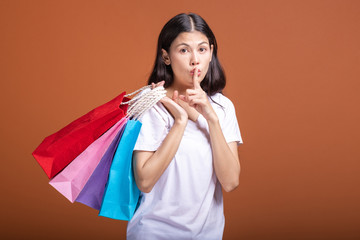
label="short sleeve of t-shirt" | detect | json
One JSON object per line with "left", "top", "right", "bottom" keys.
{"left": 211, "top": 93, "right": 243, "bottom": 145}
{"left": 133, "top": 102, "right": 169, "bottom": 152}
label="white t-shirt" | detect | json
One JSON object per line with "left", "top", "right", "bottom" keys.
{"left": 127, "top": 93, "right": 243, "bottom": 240}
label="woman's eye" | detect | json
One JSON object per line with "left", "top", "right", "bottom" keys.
{"left": 199, "top": 47, "right": 207, "bottom": 53}
{"left": 180, "top": 49, "right": 188, "bottom": 53}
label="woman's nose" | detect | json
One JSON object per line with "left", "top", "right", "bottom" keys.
{"left": 190, "top": 53, "right": 199, "bottom": 66}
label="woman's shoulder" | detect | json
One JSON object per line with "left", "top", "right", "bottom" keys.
{"left": 210, "top": 92, "right": 235, "bottom": 109}
{"left": 133, "top": 88, "right": 168, "bottom": 122}
{"left": 138, "top": 100, "right": 172, "bottom": 129}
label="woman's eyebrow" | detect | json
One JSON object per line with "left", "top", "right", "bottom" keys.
{"left": 175, "top": 41, "right": 209, "bottom": 48}
{"left": 198, "top": 41, "right": 209, "bottom": 46}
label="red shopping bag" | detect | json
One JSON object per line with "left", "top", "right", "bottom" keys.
{"left": 32, "top": 92, "right": 128, "bottom": 179}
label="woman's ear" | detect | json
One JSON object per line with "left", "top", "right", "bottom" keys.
{"left": 210, "top": 44, "right": 214, "bottom": 62}
{"left": 162, "top": 49, "right": 171, "bottom": 65}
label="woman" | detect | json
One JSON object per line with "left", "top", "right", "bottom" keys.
{"left": 127, "top": 13, "right": 243, "bottom": 239}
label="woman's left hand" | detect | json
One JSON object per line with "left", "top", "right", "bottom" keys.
{"left": 179, "top": 67, "right": 218, "bottom": 122}
{"left": 180, "top": 68, "right": 240, "bottom": 192}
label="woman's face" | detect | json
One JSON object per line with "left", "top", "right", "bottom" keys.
{"left": 162, "top": 30, "right": 213, "bottom": 90}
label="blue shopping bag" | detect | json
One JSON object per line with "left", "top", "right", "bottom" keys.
{"left": 99, "top": 119, "right": 142, "bottom": 221}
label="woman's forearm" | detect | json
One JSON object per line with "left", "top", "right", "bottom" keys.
{"left": 207, "top": 118, "right": 240, "bottom": 192}
{"left": 134, "top": 120, "right": 187, "bottom": 193}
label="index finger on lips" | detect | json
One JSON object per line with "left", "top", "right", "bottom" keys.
{"left": 193, "top": 67, "right": 201, "bottom": 90}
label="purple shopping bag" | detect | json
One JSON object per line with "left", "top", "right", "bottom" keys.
{"left": 75, "top": 118, "right": 128, "bottom": 210}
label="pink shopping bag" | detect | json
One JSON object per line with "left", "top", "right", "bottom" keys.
{"left": 49, "top": 117, "right": 127, "bottom": 202}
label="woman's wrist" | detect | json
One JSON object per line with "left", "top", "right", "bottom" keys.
{"left": 174, "top": 117, "right": 188, "bottom": 126}
{"left": 205, "top": 111, "right": 219, "bottom": 125}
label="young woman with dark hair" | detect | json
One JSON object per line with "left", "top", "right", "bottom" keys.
{"left": 127, "top": 13, "right": 243, "bottom": 239}
{"left": 148, "top": 13, "right": 226, "bottom": 96}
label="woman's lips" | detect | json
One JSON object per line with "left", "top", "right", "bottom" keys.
{"left": 190, "top": 69, "right": 201, "bottom": 75}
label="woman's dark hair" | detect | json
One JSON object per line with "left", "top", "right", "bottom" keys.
{"left": 148, "top": 13, "right": 226, "bottom": 96}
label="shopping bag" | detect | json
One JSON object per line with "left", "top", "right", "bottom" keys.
{"left": 32, "top": 92, "right": 128, "bottom": 179}
{"left": 75, "top": 118, "right": 127, "bottom": 210}
{"left": 35, "top": 84, "right": 166, "bottom": 221}
{"left": 49, "top": 117, "right": 127, "bottom": 202}
{"left": 97, "top": 86, "right": 167, "bottom": 221}
{"left": 98, "top": 119, "right": 142, "bottom": 221}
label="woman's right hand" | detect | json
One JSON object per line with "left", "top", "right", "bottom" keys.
{"left": 134, "top": 89, "right": 187, "bottom": 193}
{"left": 160, "top": 90, "right": 188, "bottom": 125}
{"left": 151, "top": 81, "right": 165, "bottom": 89}
{"left": 151, "top": 81, "right": 187, "bottom": 125}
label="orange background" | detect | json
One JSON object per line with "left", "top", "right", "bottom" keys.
{"left": 1, "top": 0, "right": 359, "bottom": 239}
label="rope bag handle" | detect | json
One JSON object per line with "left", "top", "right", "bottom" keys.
{"left": 121, "top": 85, "right": 166, "bottom": 120}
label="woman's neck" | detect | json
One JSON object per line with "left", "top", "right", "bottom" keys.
{"left": 165, "top": 84, "right": 189, "bottom": 97}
